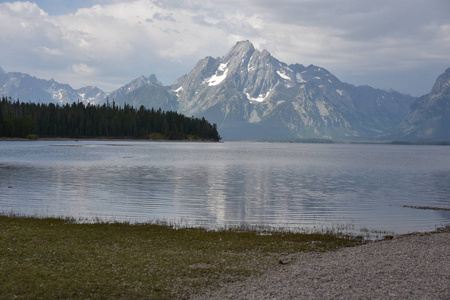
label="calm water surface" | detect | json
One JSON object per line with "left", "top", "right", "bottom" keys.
{"left": 1, "top": 141, "right": 449, "bottom": 235}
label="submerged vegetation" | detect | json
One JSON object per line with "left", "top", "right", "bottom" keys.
{"left": 0, "top": 215, "right": 363, "bottom": 299}
{"left": 0, "top": 97, "right": 221, "bottom": 141}
{"left": 403, "top": 205, "right": 450, "bottom": 211}
{"left": 257, "top": 138, "right": 450, "bottom": 145}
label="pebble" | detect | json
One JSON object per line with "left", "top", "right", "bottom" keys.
{"left": 192, "top": 229, "right": 450, "bottom": 299}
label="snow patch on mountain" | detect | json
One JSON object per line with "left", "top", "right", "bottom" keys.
{"left": 296, "top": 74, "right": 306, "bottom": 83}
{"left": 172, "top": 86, "right": 183, "bottom": 96}
{"left": 277, "top": 70, "right": 291, "bottom": 81}
{"left": 53, "top": 91, "right": 65, "bottom": 103}
{"left": 246, "top": 89, "right": 272, "bottom": 103}
{"left": 77, "top": 93, "right": 97, "bottom": 104}
{"left": 45, "top": 86, "right": 65, "bottom": 103}
{"left": 205, "top": 62, "right": 229, "bottom": 86}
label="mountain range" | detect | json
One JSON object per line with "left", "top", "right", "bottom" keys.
{"left": 1, "top": 41, "right": 449, "bottom": 141}
{"left": 0, "top": 66, "right": 106, "bottom": 105}
{"left": 394, "top": 68, "right": 450, "bottom": 140}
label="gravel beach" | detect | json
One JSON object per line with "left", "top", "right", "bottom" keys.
{"left": 193, "top": 228, "right": 450, "bottom": 299}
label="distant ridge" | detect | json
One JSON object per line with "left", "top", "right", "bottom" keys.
{"left": 0, "top": 68, "right": 105, "bottom": 105}
{"left": 2, "top": 41, "right": 449, "bottom": 140}
{"left": 167, "top": 41, "right": 415, "bottom": 140}
{"left": 394, "top": 68, "right": 450, "bottom": 140}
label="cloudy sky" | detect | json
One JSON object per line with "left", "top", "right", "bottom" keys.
{"left": 0, "top": 0, "right": 449, "bottom": 96}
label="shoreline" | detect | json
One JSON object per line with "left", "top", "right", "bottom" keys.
{"left": 0, "top": 215, "right": 362, "bottom": 299}
{"left": 0, "top": 137, "right": 222, "bottom": 143}
{"left": 3, "top": 137, "right": 450, "bottom": 145}
{"left": 193, "top": 226, "right": 450, "bottom": 299}
{"left": 1, "top": 215, "right": 448, "bottom": 299}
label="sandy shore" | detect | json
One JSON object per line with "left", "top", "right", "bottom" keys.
{"left": 192, "top": 228, "right": 450, "bottom": 299}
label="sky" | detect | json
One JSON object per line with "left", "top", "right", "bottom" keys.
{"left": 0, "top": 0, "right": 449, "bottom": 96}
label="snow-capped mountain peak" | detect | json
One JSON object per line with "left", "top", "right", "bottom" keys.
{"left": 170, "top": 41, "right": 415, "bottom": 140}
{"left": 1, "top": 40, "right": 429, "bottom": 141}
{"left": 0, "top": 67, "right": 104, "bottom": 105}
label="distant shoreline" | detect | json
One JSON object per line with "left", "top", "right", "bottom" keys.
{"left": 2, "top": 137, "right": 450, "bottom": 145}
{"left": 0, "top": 137, "right": 221, "bottom": 143}
{"left": 250, "top": 138, "right": 450, "bottom": 146}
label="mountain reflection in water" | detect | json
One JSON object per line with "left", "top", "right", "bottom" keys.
{"left": 1, "top": 141, "right": 449, "bottom": 236}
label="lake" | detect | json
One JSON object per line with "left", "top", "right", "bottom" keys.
{"left": 1, "top": 140, "right": 449, "bottom": 237}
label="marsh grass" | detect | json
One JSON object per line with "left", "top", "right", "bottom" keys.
{"left": 0, "top": 215, "right": 363, "bottom": 299}
{"left": 402, "top": 205, "right": 450, "bottom": 211}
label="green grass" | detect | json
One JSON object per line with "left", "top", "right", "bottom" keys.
{"left": 0, "top": 216, "right": 363, "bottom": 299}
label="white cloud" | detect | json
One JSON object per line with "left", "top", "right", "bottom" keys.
{"left": 72, "top": 63, "right": 96, "bottom": 74}
{"left": 36, "top": 46, "right": 64, "bottom": 56}
{"left": 0, "top": 0, "right": 449, "bottom": 95}
{"left": 2, "top": 1, "right": 47, "bottom": 16}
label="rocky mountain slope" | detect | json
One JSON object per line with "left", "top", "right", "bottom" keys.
{"left": 5, "top": 41, "right": 447, "bottom": 141}
{"left": 0, "top": 66, "right": 176, "bottom": 111}
{"left": 170, "top": 41, "right": 415, "bottom": 140}
{"left": 108, "top": 74, "right": 178, "bottom": 111}
{"left": 0, "top": 67, "right": 105, "bottom": 105}
{"left": 395, "top": 68, "right": 450, "bottom": 140}
{"left": 76, "top": 86, "right": 107, "bottom": 104}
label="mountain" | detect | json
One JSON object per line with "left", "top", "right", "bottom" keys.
{"left": 395, "top": 68, "right": 450, "bottom": 140}
{"left": 170, "top": 41, "right": 415, "bottom": 140}
{"left": 76, "top": 86, "right": 107, "bottom": 104}
{"left": 0, "top": 41, "right": 421, "bottom": 140}
{"left": 0, "top": 68, "right": 173, "bottom": 110}
{"left": 106, "top": 74, "right": 160, "bottom": 103}
{"left": 107, "top": 75, "right": 177, "bottom": 111}
{"left": 0, "top": 68, "right": 105, "bottom": 105}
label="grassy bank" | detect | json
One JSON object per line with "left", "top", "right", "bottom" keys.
{"left": 0, "top": 216, "right": 363, "bottom": 299}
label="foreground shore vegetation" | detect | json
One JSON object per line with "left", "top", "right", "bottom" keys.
{"left": 0, "top": 97, "right": 221, "bottom": 141}
{"left": 0, "top": 215, "right": 363, "bottom": 299}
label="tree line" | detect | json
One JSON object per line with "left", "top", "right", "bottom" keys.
{"left": 0, "top": 97, "right": 221, "bottom": 141}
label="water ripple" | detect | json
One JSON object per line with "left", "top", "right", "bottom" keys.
{"left": 1, "top": 141, "right": 449, "bottom": 235}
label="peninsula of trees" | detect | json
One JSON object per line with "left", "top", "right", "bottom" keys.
{"left": 0, "top": 97, "right": 221, "bottom": 141}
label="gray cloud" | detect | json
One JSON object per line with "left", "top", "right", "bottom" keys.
{"left": 152, "top": 12, "right": 176, "bottom": 22}
{"left": 0, "top": 0, "right": 448, "bottom": 96}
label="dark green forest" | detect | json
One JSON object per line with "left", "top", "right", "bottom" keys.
{"left": 0, "top": 97, "right": 221, "bottom": 141}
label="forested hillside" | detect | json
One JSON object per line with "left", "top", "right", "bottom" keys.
{"left": 0, "top": 97, "right": 221, "bottom": 141}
